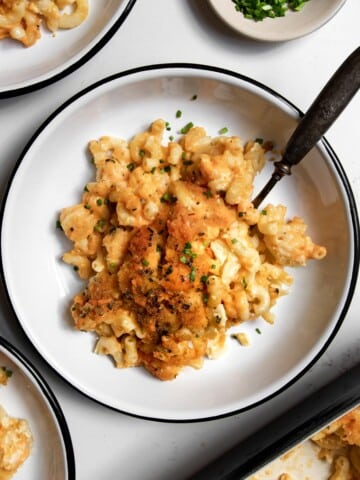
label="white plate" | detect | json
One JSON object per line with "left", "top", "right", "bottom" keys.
{"left": 1, "top": 64, "right": 359, "bottom": 421}
{"left": 0, "top": 0, "right": 137, "bottom": 98}
{"left": 208, "top": 0, "right": 346, "bottom": 42}
{"left": 0, "top": 337, "right": 75, "bottom": 479}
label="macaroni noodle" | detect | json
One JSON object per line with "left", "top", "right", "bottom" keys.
{"left": 312, "top": 407, "right": 360, "bottom": 480}
{"left": 0, "top": 0, "right": 88, "bottom": 46}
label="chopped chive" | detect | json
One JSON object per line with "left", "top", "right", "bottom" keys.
{"left": 56, "top": 220, "right": 62, "bottom": 230}
{"left": 142, "top": 259, "right": 150, "bottom": 266}
{"left": 219, "top": 127, "right": 228, "bottom": 134}
{"left": 231, "top": 0, "right": 308, "bottom": 21}
{"left": 191, "top": 94, "right": 198, "bottom": 101}
{"left": 189, "top": 267, "right": 196, "bottom": 282}
{"left": 180, "top": 122, "right": 194, "bottom": 134}
{"left": 261, "top": 209, "right": 267, "bottom": 215}
{"left": 255, "top": 328, "right": 262, "bottom": 334}
{"left": 160, "top": 193, "right": 177, "bottom": 204}
{"left": 139, "top": 150, "right": 145, "bottom": 157}
{"left": 176, "top": 110, "right": 182, "bottom": 118}
{"left": 231, "top": 238, "right": 238, "bottom": 244}
{"left": 127, "top": 163, "right": 135, "bottom": 171}
{"left": 94, "top": 219, "right": 106, "bottom": 232}
{"left": 96, "top": 198, "right": 103, "bottom": 206}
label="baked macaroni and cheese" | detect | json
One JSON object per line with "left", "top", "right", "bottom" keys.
{"left": 312, "top": 406, "right": 360, "bottom": 480}
{"left": 0, "top": 0, "right": 88, "bottom": 47}
{"left": 59, "top": 119, "right": 326, "bottom": 380}
{"left": 0, "top": 368, "right": 33, "bottom": 479}
{"left": 0, "top": 405, "right": 33, "bottom": 479}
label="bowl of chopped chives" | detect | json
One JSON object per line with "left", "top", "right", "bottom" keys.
{"left": 208, "top": 0, "right": 347, "bottom": 42}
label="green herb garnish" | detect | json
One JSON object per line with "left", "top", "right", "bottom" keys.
{"left": 189, "top": 267, "right": 196, "bottom": 282}
{"left": 94, "top": 219, "right": 106, "bottom": 232}
{"left": 180, "top": 122, "right": 194, "bottom": 134}
{"left": 231, "top": 0, "right": 309, "bottom": 21}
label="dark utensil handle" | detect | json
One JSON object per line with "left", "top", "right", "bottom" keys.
{"left": 282, "top": 45, "right": 360, "bottom": 169}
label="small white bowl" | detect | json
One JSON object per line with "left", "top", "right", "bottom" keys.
{"left": 208, "top": 0, "right": 347, "bottom": 42}
{"left": 1, "top": 64, "right": 358, "bottom": 421}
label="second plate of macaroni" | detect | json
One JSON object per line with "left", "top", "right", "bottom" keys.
{"left": 1, "top": 65, "right": 358, "bottom": 420}
{"left": 0, "top": 0, "right": 137, "bottom": 97}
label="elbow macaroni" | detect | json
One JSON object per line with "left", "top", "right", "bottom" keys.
{"left": 59, "top": 119, "right": 326, "bottom": 381}
{"left": 0, "top": 0, "right": 88, "bottom": 47}
{"left": 0, "top": 371, "right": 33, "bottom": 478}
{"left": 311, "top": 407, "right": 360, "bottom": 480}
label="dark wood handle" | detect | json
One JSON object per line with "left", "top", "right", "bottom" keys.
{"left": 253, "top": 46, "right": 360, "bottom": 208}
{"left": 281, "top": 46, "right": 360, "bottom": 170}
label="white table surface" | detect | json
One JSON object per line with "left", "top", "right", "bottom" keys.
{"left": 0, "top": 1, "right": 359, "bottom": 479}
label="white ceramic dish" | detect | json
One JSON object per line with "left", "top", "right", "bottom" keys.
{"left": 1, "top": 64, "right": 359, "bottom": 421}
{"left": 208, "top": 0, "right": 347, "bottom": 42}
{"left": 0, "top": 0, "right": 137, "bottom": 98}
{"left": 0, "top": 336, "right": 75, "bottom": 479}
